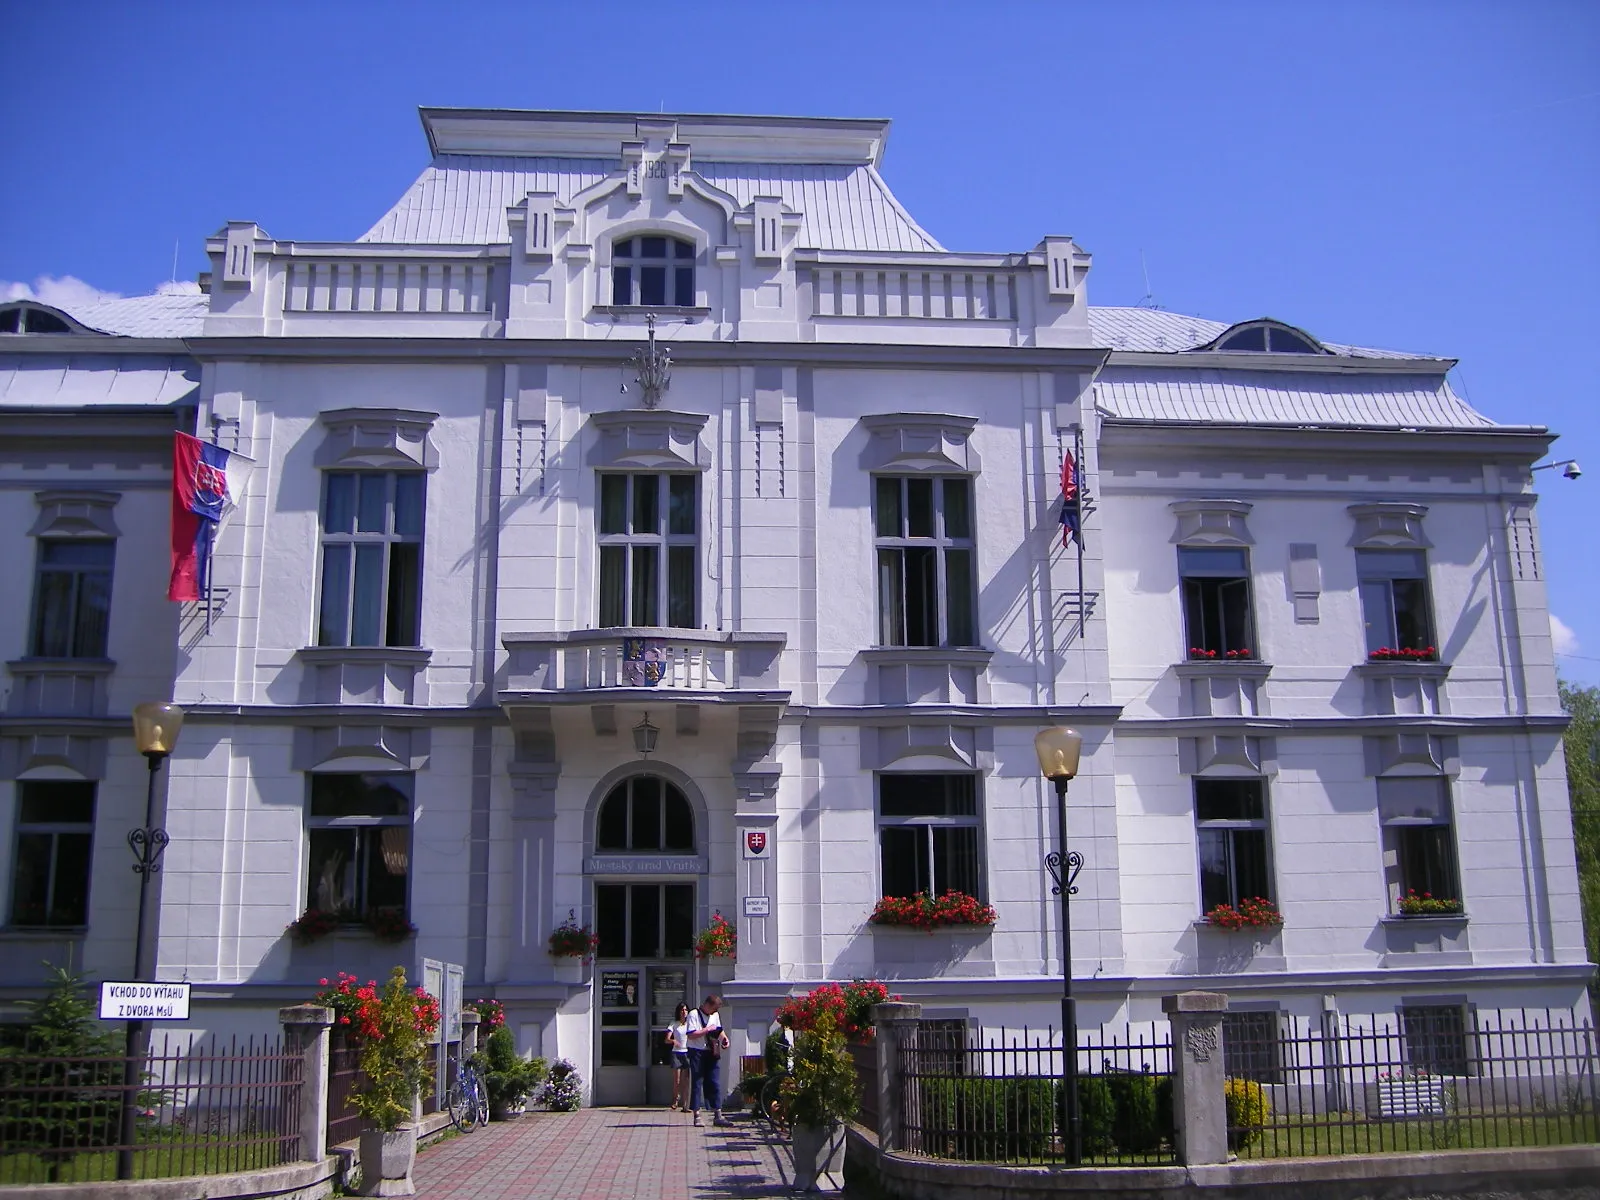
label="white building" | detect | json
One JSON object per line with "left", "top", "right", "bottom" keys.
{"left": 1, "top": 108, "right": 1589, "bottom": 1105}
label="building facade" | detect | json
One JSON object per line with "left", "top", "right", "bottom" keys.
{"left": 1, "top": 108, "right": 1589, "bottom": 1105}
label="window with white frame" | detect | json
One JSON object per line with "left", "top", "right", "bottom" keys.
{"left": 877, "top": 774, "right": 983, "bottom": 898}
{"left": 1377, "top": 776, "right": 1461, "bottom": 909}
{"left": 9, "top": 781, "right": 95, "bottom": 927}
{"left": 1357, "top": 550, "right": 1435, "bottom": 656}
{"left": 874, "top": 476, "right": 976, "bottom": 647}
{"left": 1179, "top": 547, "right": 1255, "bottom": 657}
{"left": 316, "top": 472, "right": 424, "bottom": 647}
{"left": 598, "top": 473, "right": 697, "bottom": 628}
{"left": 29, "top": 540, "right": 114, "bottom": 658}
{"left": 611, "top": 236, "right": 696, "bottom": 307}
{"left": 1195, "top": 777, "right": 1273, "bottom": 912}
{"left": 305, "top": 774, "right": 412, "bottom": 919}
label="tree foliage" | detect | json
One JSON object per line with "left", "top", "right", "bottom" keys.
{"left": 1559, "top": 680, "right": 1600, "bottom": 973}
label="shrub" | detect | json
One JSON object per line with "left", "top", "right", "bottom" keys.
{"left": 350, "top": 967, "right": 442, "bottom": 1132}
{"left": 1224, "top": 1076, "right": 1270, "bottom": 1151}
{"left": 1056, "top": 1072, "right": 1173, "bottom": 1159}
{"left": 920, "top": 1076, "right": 1055, "bottom": 1161}
{"left": 781, "top": 1011, "right": 858, "bottom": 1128}
{"left": 540, "top": 1058, "right": 582, "bottom": 1112}
{"left": 1072, "top": 1075, "right": 1116, "bottom": 1156}
{"left": 474, "top": 1027, "right": 547, "bottom": 1112}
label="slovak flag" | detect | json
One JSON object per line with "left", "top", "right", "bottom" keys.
{"left": 1059, "top": 449, "right": 1083, "bottom": 549}
{"left": 168, "top": 432, "right": 252, "bottom": 602}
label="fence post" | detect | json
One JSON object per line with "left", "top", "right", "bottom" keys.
{"left": 871, "top": 1001, "right": 922, "bottom": 1154}
{"left": 460, "top": 1010, "right": 482, "bottom": 1058}
{"left": 1162, "top": 991, "right": 1228, "bottom": 1166}
{"left": 280, "top": 1004, "right": 335, "bottom": 1163}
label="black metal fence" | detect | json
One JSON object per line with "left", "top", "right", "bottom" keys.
{"left": 325, "top": 1033, "right": 365, "bottom": 1148}
{"left": 1227, "top": 1008, "right": 1600, "bottom": 1158}
{"left": 847, "top": 1040, "right": 879, "bottom": 1133}
{"left": 0, "top": 1032, "right": 302, "bottom": 1184}
{"left": 899, "top": 1023, "right": 1176, "bottom": 1165}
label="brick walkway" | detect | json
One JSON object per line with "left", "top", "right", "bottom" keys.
{"left": 412, "top": 1107, "right": 802, "bottom": 1198}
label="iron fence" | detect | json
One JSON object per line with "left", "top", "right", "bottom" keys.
{"left": 899, "top": 1023, "right": 1176, "bottom": 1165}
{"left": 1228, "top": 1008, "right": 1600, "bottom": 1158}
{"left": 325, "top": 1032, "right": 365, "bottom": 1147}
{"left": 0, "top": 1032, "right": 301, "bottom": 1185}
{"left": 847, "top": 1040, "right": 879, "bottom": 1133}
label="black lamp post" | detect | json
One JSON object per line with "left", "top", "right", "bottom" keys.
{"left": 117, "top": 700, "right": 184, "bottom": 1180}
{"left": 1034, "top": 726, "right": 1084, "bottom": 1165}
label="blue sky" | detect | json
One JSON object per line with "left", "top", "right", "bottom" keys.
{"left": 2, "top": 0, "right": 1595, "bottom": 683}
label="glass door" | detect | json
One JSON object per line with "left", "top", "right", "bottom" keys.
{"left": 592, "top": 881, "right": 695, "bottom": 1106}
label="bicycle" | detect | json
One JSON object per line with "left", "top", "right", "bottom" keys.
{"left": 755, "top": 1030, "right": 793, "bottom": 1134}
{"left": 447, "top": 1055, "right": 489, "bottom": 1132}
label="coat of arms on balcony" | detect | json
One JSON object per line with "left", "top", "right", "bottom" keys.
{"left": 623, "top": 638, "right": 665, "bottom": 686}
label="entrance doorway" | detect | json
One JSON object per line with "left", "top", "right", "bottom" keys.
{"left": 592, "top": 881, "right": 696, "bottom": 1106}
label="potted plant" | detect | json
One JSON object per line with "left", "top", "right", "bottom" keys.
{"left": 366, "top": 908, "right": 417, "bottom": 943}
{"left": 867, "top": 889, "right": 997, "bottom": 931}
{"left": 473, "top": 1027, "right": 548, "bottom": 1121}
{"left": 775, "top": 980, "right": 896, "bottom": 1042}
{"left": 781, "top": 1010, "right": 858, "bottom": 1191}
{"left": 287, "top": 908, "right": 341, "bottom": 944}
{"left": 694, "top": 911, "right": 737, "bottom": 960}
{"left": 1396, "top": 890, "right": 1464, "bottom": 916}
{"left": 350, "top": 967, "right": 441, "bottom": 1197}
{"left": 1202, "top": 896, "right": 1283, "bottom": 931}
{"left": 548, "top": 910, "right": 599, "bottom": 960}
{"left": 539, "top": 1058, "right": 583, "bottom": 1112}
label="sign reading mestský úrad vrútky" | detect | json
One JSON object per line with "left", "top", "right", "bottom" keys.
{"left": 98, "top": 981, "right": 192, "bottom": 1021}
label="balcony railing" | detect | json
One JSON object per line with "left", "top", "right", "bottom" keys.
{"left": 502, "top": 629, "right": 786, "bottom": 695}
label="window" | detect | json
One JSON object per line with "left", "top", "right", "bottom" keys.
{"left": 316, "top": 472, "right": 424, "bottom": 647}
{"left": 305, "top": 774, "right": 412, "bottom": 919}
{"left": 595, "top": 776, "right": 695, "bottom": 852}
{"left": 874, "top": 476, "right": 976, "bottom": 647}
{"left": 878, "top": 774, "right": 983, "bottom": 898}
{"left": 597, "top": 473, "right": 697, "bottom": 628}
{"left": 1402, "top": 1004, "right": 1469, "bottom": 1075}
{"left": 9, "top": 782, "right": 94, "bottom": 927}
{"left": 1179, "top": 548, "right": 1254, "bottom": 656}
{"left": 1357, "top": 550, "right": 1434, "bottom": 655}
{"left": 611, "top": 236, "right": 696, "bottom": 307}
{"left": 1378, "top": 777, "right": 1461, "bottom": 908}
{"left": 0, "top": 305, "right": 75, "bottom": 334}
{"left": 594, "top": 883, "right": 695, "bottom": 960}
{"left": 1195, "top": 777, "right": 1273, "bottom": 912}
{"left": 29, "top": 540, "right": 114, "bottom": 657}
{"left": 1207, "top": 321, "right": 1326, "bottom": 354}
{"left": 1222, "top": 1011, "right": 1283, "bottom": 1084}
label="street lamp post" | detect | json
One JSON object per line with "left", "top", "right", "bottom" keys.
{"left": 117, "top": 701, "right": 184, "bottom": 1180}
{"left": 1034, "top": 727, "right": 1084, "bottom": 1166}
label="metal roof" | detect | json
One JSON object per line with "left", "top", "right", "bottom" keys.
{"left": 1088, "top": 306, "right": 1431, "bottom": 361}
{"left": 0, "top": 354, "right": 198, "bottom": 407}
{"left": 359, "top": 155, "right": 942, "bottom": 252}
{"left": 1096, "top": 365, "right": 1495, "bottom": 430}
{"left": 70, "top": 293, "right": 210, "bottom": 338}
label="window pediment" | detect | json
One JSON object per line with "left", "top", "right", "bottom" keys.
{"left": 588, "top": 410, "right": 710, "bottom": 471}
{"left": 858, "top": 413, "right": 980, "bottom": 474}
{"left": 29, "top": 491, "right": 120, "bottom": 539}
{"left": 1348, "top": 502, "right": 1430, "bottom": 549}
{"left": 1170, "top": 499, "right": 1253, "bottom": 546}
{"left": 315, "top": 408, "right": 440, "bottom": 471}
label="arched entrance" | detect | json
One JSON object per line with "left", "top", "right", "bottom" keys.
{"left": 586, "top": 769, "right": 707, "bottom": 1106}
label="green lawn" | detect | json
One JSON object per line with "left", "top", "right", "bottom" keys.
{"left": 1240, "top": 1110, "right": 1600, "bottom": 1159}
{"left": 0, "top": 1133, "right": 288, "bottom": 1184}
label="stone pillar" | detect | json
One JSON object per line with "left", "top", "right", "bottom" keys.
{"left": 871, "top": 1002, "right": 922, "bottom": 1154}
{"left": 280, "top": 1004, "right": 334, "bottom": 1163}
{"left": 1162, "top": 991, "right": 1228, "bottom": 1166}
{"left": 460, "top": 1010, "right": 482, "bottom": 1058}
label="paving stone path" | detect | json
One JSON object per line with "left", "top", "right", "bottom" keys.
{"left": 412, "top": 1107, "right": 801, "bottom": 1199}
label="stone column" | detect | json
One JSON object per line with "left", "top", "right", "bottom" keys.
{"left": 1162, "top": 991, "right": 1228, "bottom": 1166}
{"left": 280, "top": 1004, "right": 334, "bottom": 1163}
{"left": 460, "top": 1010, "right": 482, "bottom": 1058}
{"left": 871, "top": 1002, "right": 922, "bottom": 1154}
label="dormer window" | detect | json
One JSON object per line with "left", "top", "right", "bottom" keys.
{"left": 612, "top": 236, "right": 695, "bottom": 307}
{"left": 1194, "top": 319, "right": 1328, "bottom": 355}
{"left": 0, "top": 304, "right": 77, "bottom": 334}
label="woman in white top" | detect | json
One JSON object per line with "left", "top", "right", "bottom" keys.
{"left": 664, "top": 1003, "right": 691, "bottom": 1111}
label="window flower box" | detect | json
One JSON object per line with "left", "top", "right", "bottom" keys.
{"left": 1187, "top": 647, "right": 1254, "bottom": 661}
{"left": 548, "top": 910, "right": 599, "bottom": 961}
{"left": 1368, "top": 646, "right": 1438, "bottom": 662}
{"left": 867, "top": 890, "right": 996, "bottom": 931}
{"left": 1202, "top": 897, "right": 1282, "bottom": 930}
{"left": 694, "top": 911, "right": 737, "bottom": 960}
{"left": 1396, "top": 891, "right": 1463, "bottom": 917}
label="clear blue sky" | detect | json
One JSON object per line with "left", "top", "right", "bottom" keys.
{"left": 3, "top": 0, "right": 1595, "bottom": 684}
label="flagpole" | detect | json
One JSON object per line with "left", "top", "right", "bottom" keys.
{"left": 1074, "top": 424, "right": 1086, "bottom": 648}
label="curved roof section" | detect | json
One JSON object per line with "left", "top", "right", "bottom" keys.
{"left": 359, "top": 154, "right": 942, "bottom": 252}
{"left": 1088, "top": 307, "right": 1437, "bottom": 361}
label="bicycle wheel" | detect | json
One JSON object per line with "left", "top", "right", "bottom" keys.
{"left": 758, "top": 1073, "right": 790, "bottom": 1134}
{"left": 472, "top": 1072, "right": 489, "bottom": 1128}
{"left": 447, "top": 1073, "right": 475, "bottom": 1132}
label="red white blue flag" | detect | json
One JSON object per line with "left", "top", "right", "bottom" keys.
{"left": 1059, "top": 449, "right": 1083, "bottom": 549}
{"left": 168, "top": 432, "right": 250, "bottom": 602}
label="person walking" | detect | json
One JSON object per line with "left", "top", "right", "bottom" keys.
{"left": 685, "top": 993, "right": 731, "bottom": 1126}
{"left": 665, "top": 1002, "right": 691, "bottom": 1111}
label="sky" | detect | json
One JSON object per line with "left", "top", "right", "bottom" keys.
{"left": 2, "top": 0, "right": 1596, "bottom": 683}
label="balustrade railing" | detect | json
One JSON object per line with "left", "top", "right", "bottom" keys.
{"left": 284, "top": 258, "right": 493, "bottom": 315}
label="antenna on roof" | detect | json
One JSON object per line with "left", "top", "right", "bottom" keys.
{"left": 1137, "top": 250, "right": 1159, "bottom": 309}
{"left": 170, "top": 237, "right": 180, "bottom": 284}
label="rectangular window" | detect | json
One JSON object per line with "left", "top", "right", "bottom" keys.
{"left": 1378, "top": 777, "right": 1461, "bottom": 909}
{"left": 316, "top": 472, "right": 424, "bottom": 648}
{"left": 593, "top": 882, "right": 695, "bottom": 959}
{"left": 1222, "top": 1011, "right": 1283, "bottom": 1084}
{"left": 874, "top": 476, "right": 976, "bottom": 647}
{"left": 1402, "top": 1004, "right": 1470, "bottom": 1075}
{"left": 30, "top": 540, "right": 114, "bottom": 658}
{"left": 9, "top": 781, "right": 95, "bottom": 927}
{"left": 1195, "top": 777, "right": 1273, "bottom": 911}
{"left": 877, "top": 774, "right": 983, "bottom": 898}
{"left": 1179, "top": 548, "right": 1254, "bottom": 656}
{"left": 1357, "top": 550, "right": 1434, "bottom": 655}
{"left": 596, "top": 473, "right": 698, "bottom": 628}
{"left": 305, "top": 774, "right": 413, "bottom": 919}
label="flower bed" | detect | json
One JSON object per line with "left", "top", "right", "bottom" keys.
{"left": 868, "top": 890, "right": 996, "bottom": 931}
{"left": 694, "top": 911, "right": 737, "bottom": 959}
{"left": 1396, "top": 890, "right": 1463, "bottom": 916}
{"left": 1203, "top": 896, "right": 1283, "bottom": 930}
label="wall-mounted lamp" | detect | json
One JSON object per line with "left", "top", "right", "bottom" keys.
{"left": 1532, "top": 459, "right": 1582, "bottom": 481}
{"left": 633, "top": 712, "right": 660, "bottom": 758}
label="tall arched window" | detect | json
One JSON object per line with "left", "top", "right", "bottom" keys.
{"left": 612, "top": 236, "right": 695, "bottom": 307}
{"left": 596, "top": 775, "right": 694, "bottom": 852}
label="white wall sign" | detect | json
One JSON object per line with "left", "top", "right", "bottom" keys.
{"left": 743, "top": 896, "right": 771, "bottom": 917}
{"left": 99, "top": 981, "right": 191, "bottom": 1022}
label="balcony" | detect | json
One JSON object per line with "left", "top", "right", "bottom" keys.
{"left": 501, "top": 629, "right": 786, "bottom": 699}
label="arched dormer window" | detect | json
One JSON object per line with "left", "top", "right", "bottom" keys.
{"left": 1193, "top": 319, "right": 1328, "bottom": 355}
{"left": 595, "top": 774, "right": 695, "bottom": 852}
{"left": 0, "top": 303, "right": 83, "bottom": 335}
{"left": 612, "top": 236, "right": 695, "bottom": 308}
